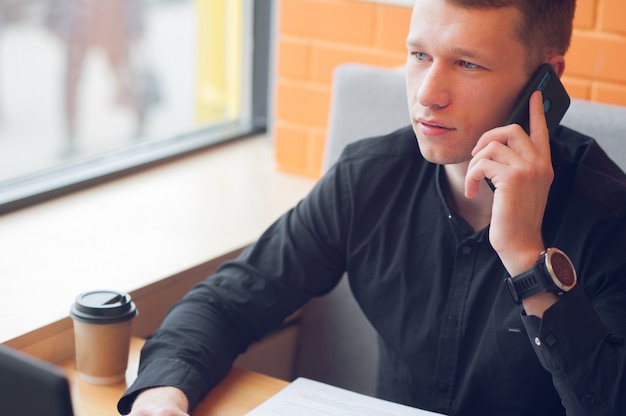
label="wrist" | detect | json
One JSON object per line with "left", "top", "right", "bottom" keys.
{"left": 130, "top": 386, "right": 189, "bottom": 415}
{"left": 499, "top": 245, "right": 545, "bottom": 276}
{"left": 521, "top": 291, "right": 559, "bottom": 318}
{"left": 504, "top": 248, "right": 577, "bottom": 307}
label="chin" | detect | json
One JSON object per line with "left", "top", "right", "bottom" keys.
{"left": 416, "top": 141, "right": 471, "bottom": 166}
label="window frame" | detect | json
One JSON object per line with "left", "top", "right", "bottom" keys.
{"left": 0, "top": 0, "right": 273, "bottom": 215}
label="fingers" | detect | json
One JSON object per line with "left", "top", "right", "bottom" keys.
{"left": 471, "top": 91, "right": 547, "bottom": 158}
{"left": 465, "top": 124, "right": 525, "bottom": 198}
{"left": 466, "top": 90, "right": 551, "bottom": 197}
{"left": 528, "top": 90, "right": 550, "bottom": 152}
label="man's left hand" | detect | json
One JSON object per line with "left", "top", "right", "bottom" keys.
{"left": 465, "top": 90, "right": 554, "bottom": 275}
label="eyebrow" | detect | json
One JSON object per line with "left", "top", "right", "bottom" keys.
{"left": 406, "top": 38, "right": 484, "bottom": 60}
{"left": 406, "top": 38, "right": 421, "bottom": 49}
{"left": 452, "top": 46, "right": 483, "bottom": 60}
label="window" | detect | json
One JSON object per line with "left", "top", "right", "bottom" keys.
{"left": 0, "top": 0, "right": 271, "bottom": 214}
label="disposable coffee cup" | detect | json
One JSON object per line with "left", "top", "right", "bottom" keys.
{"left": 70, "top": 290, "right": 137, "bottom": 385}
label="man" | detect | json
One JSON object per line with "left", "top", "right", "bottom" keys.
{"left": 119, "top": 0, "right": 626, "bottom": 415}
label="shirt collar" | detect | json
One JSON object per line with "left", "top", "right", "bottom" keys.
{"left": 435, "top": 164, "right": 489, "bottom": 243}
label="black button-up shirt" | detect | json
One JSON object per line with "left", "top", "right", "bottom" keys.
{"left": 120, "top": 125, "right": 626, "bottom": 415}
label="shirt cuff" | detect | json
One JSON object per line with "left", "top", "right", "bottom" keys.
{"left": 520, "top": 285, "right": 608, "bottom": 372}
{"left": 117, "top": 357, "right": 209, "bottom": 415}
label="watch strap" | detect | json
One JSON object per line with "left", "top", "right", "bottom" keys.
{"left": 505, "top": 263, "right": 548, "bottom": 305}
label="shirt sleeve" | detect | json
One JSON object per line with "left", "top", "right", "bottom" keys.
{"left": 117, "top": 165, "right": 351, "bottom": 414}
{"left": 521, "top": 285, "right": 626, "bottom": 415}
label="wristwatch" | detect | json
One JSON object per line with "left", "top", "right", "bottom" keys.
{"left": 505, "top": 248, "right": 577, "bottom": 304}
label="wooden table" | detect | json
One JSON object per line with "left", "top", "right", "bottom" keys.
{"left": 59, "top": 338, "right": 289, "bottom": 415}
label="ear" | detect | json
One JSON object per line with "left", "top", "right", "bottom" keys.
{"left": 546, "top": 55, "right": 566, "bottom": 78}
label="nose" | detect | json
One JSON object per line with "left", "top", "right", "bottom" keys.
{"left": 416, "top": 63, "right": 451, "bottom": 109}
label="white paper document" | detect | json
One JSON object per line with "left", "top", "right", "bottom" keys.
{"left": 246, "top": 377, "right": 445, "bottom": 416}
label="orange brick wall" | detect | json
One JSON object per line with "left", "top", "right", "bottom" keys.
{"left": 567, "top": 0, "right": 626, "bottom": 104}
{"left": 272, "top": 0, "right": 626, "bottom": 178}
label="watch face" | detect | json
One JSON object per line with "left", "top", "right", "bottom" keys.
{"left": 548, "top": 249, "right": 577, "bottom": 290}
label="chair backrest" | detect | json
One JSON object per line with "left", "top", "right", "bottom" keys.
{"left": 293, "top": 62, "right": 626, "bottom": 396}
{"left": 322, "top": 64, "right": 409, "bottom": 173}
{"left": 561, "top": 99, "right": 626, "bottom": 169}
{"left": 293, "top": 64, "right": 408, "bottom": 396}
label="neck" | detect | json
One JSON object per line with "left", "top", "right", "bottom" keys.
{"left": 443, "top": 163, "right": 494, "bottom": 231}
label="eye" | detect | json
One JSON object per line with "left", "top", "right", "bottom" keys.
{"left": 458, "top": 60, "right": 480, "bottom": 70}
{"left": 412, "top": 52, "right": 431, "bottom": 62}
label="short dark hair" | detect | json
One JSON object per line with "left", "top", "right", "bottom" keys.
{"left": 451, "top": 0, "right": 576, "bottom": 71}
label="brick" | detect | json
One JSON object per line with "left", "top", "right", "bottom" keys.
{"left": 273, "top": 124, "right": 311, "bottom": 174}
{"left": 601, "top": 0, "right": 626, "bottom": 35}
{"left": 561, "top": 76, "right": 592, "bottom": 100}
{"left": 308, "top": 129, "right": 327, "bottom": 177}
{"left": 567, "top": 33, "right": 626, "bottom": 83}
{"left": 277, "top": 38, "right": 312, "bottom": 81}
{"left": 273, "top": 123, "right": 326, "bottom": 178}
{"left": 274, "top": 81, "right": 332, "bottom": 127}
{"left": 376, "top": 5, "right": 412, "bottom": 51}
{"left": 280, "top": 0, "right": 376, "bottom": 46}
{"left": 312, "top": 43, "right": 405, "bottom": 83}
{"left": 593, "top": 82, "right": 626, "bottom": 106}
{"left": 573, "top": 0, "right": 597, "bottom": 30}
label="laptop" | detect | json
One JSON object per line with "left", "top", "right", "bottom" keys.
{"left": 0, "top": 344, "right": 74, "bottom": 416}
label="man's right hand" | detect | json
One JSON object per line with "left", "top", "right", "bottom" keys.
{"left": 126, "top": 386, "right": 189, "bottom": 416}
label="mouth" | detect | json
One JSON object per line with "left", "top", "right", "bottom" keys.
{"left": 417, "top": 118, "right": 455, "bottom": 136}
{"left": 419, "top": 119, "right": 453, "bottom": 129}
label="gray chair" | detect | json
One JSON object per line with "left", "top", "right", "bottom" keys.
{"left": 292, "top": 64, "right": 409, "bottom": 397}
{"left": 561, "top": 100, "right": 626, "bottom": 166}
{"left": 292, "top": 63, "right": 626, "bottom": 396}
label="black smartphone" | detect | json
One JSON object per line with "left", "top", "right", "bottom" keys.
{"left": 485, "top": 64, "right": 571, "bottom": 191}
{"left": 505, "top": 63, "right": 570, "bottom": 136}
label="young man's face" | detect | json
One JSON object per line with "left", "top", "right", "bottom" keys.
{"left": 405, "top": 0, "right": 531, "bottom": 166}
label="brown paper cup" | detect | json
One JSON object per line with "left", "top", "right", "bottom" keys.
{"left": 70, "top": 290, "right": 137, "bottom": 385}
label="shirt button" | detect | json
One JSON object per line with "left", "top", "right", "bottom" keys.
{"left": 535, "top": 337, "right": 541, "bottom": 346}
{"left": 585, "top": 394, "right": 596, "bottom": 404}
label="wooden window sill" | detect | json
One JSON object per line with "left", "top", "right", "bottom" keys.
{"left": 0, "top": 135, "right": 316, "bottom": 361}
